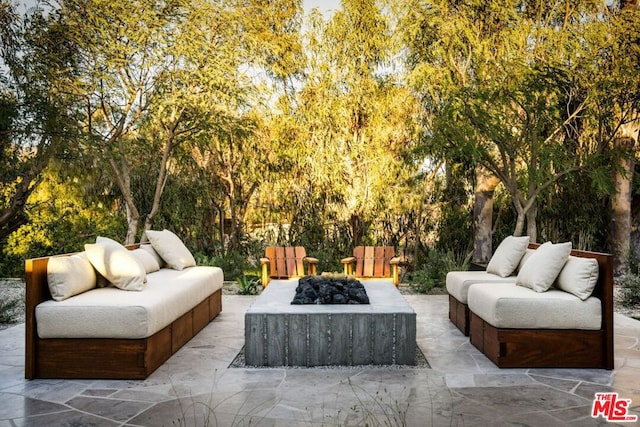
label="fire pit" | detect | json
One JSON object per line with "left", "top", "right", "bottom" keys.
{"left": 291, "top": 275, "right": 369, "bottom": 305}
{"left": 245, "top": 278, "right": 416, "bottom": 367}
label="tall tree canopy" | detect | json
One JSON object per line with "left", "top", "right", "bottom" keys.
{"left": 2, "top": 0, "right": 639, "bottom": 279}
{"left": 0, "top": 1, "right": 80, "bottom": 242}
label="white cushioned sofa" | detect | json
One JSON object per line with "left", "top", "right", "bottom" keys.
{"left": 447, "top": 237, "right": 614, "bottom": 369}
{"left": 25, "top": 231, "right": 224, "bottom": 379}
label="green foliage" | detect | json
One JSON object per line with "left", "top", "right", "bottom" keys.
{"left": 1, "top": 167, "right": 125, "bottom": 276}
{"left": 401, "top": 0, "right": 621, "bottom": 240}
{"left": 0, "top": 2, "right": 81, "bottom": 242}
{"left": 618, "top": 253, "right": 640, "bottom": 310}
{"left": 408, "top": 248, "right": 468, "bottom": 294}
{"left": 0, "top": 284, "right": 23, "bottom": 324}
{"left": 237, "top": 274, "right": 260, "bottom": 296}
{"left": 1, "top": 0, "right": 636, "bottom": 283}
{"left": 194, "top": 251, "right": 253, "bottom": 282}
{"left": 618, "top": 273, "right": 640, "bottom": 309}
{"left": 0, "top": 297, "right": 21, "bottom": 324}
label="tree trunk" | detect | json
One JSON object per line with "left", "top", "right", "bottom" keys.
{"left": 473, "top": 167, "right": 500, "bottom": 264}
{"left": 108, "top": 157, "right": 140, "bottom": 245}
{"left": 142, "top": 127, "right": 175, "bottom": 237}
{"left": 526, "top": 201, "right": 537, "bottom": 243}
{"left": 125, "top": 203, "right": 140, "bottom": 246}
{"left": 612, "top": 136, "right": 636, "bottom": 275}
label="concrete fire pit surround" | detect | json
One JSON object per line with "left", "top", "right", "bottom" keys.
{"left": 244, "top": 279, "right": 416, "bottom": 367}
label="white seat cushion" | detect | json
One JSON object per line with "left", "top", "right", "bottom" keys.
{"left": 36, "top": 266, "right": 224, "bottom": 339}
{"left": 446, "top": 271, "right": 517, "bottom": 304}
{"left": 467, "top": 282, "right": 601, "bottom": 330}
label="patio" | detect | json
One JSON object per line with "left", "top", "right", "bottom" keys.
{"left": 1, "top": 289, "right": 639, "bottom": 426}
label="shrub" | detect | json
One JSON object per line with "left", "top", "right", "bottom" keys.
{"left": 0, "top": 292, "right": 23, "bottom": 324}
{"left": 195, "top": 251, "right": 252, "bottom": 281}
{"left": 408, "top": 248, "right": 468, "bottom": 294}
{"left": 237, "top": 274, "right": 260, "bottom": 295}
{"left": 618, "top": 273, "right": 640, "bottom": 308}
{"left": 407, "top": 268, "right": 437, "bottom": 294}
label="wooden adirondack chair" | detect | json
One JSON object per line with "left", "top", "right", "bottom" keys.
{"left": 260, "top": 246, "right": 319, "bottom": 287}
{"left": 341, "top": 246, "right": 403, "bottom": 286}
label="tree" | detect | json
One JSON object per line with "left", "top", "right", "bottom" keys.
{"left": 595, "top": 0, "right": 640, "bottom": 273}
{"left": 402, "top": 0, "right": 606, "bottom": 243}
{"left": 56, "top": 0, "right": 198, "bottom": 243}
{"left": 473, "top": 166, "right": 500, "bottom": 263}
{"left": 266, "top": 0, "right": 420, "bottom": 249}
{"left": 0, "top": 2, "right": 80, "bottom": 242}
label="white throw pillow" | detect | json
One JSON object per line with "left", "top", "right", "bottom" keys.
{"left": 517, "top": 248, "right": 536, "bottom": 273}
{"left": 486, "top": 236, "right": 530, "bottom": 277}
{"left": 556, "top": 256, "right": 599, "bottom": 300}
{"left": 131, "top": 248, "right": 161, "bottom": 274}
{"left": 47, "top": 252, "right": 97, "bottom": 301}
{"left": 96, "top": 235, "right": 150, "bottom": 274}
{"left": 96, "top": 236, "right": 125, "bottom": 249}
{"left": 140, "top": 244, "right": 165, "bottom": 268}
{"left": 516, "top": 241, "right": 572, "bottom": 292}
{"left": 145, "top": 229, "right": 196, "bottom": 270}
{"left": 85, "top": 241, "right": 146, "bottom": 291}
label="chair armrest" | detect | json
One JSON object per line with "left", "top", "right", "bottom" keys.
{"left": 259, "top": 257, "right": 270, "bottom": 265}
{"left": 341, "top": 256, "right": 356, "bottom": 264}
{"left": 303, "top": 256, "right": 319, "bottom": 264}
{"left": 390, "top": 256, "right": 408, "bottom": 265}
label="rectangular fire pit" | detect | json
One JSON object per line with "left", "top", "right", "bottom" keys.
{"left": 244, "top": 279, "right": 416, "bottom": 367}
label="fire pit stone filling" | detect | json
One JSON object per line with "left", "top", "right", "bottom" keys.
{"left": 291, "top": 275, "right": 369, "bottom": 305}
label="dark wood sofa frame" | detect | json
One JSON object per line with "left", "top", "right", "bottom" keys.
{"left": 25, "top": 246, "right": 223, "bottom": 380}
{"left": 450, "top": 244, "right": 614, "bottom": 369}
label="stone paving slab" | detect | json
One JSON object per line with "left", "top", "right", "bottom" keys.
{"left": 0, "top": 294, "right": 638, "bottom": 426}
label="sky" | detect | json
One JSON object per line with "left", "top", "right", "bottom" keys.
{"left": 302, "top": 0, "right": 342, "bottom": 16}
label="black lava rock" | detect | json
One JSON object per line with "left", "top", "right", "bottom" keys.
{"left": 291, "top": 275, "right": 369, "bottom": 305}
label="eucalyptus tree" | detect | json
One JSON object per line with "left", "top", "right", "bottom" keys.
{"left": 402, "top": 0, "right": 608, "bottom": 251}
{"left": 55, "top": 0, "right": 197, "bottom": 244}
{"left": 0, "top": 2, "right": 80, "bottom": 242}
{"left": 589, "top": 0, "right": 640, "bottom": 272}
{"left": 274, "top": 0, "right": 420, "bottom": 248}
{"left": 182, "top": 0, "right": 304, "bottom": 252}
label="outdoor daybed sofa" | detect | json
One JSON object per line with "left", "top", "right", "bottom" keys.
{"left": 25, "top": 231, "right": 224, "bottom": 379}
{"left": 447, "top": 236, "right": 614, "bottom": 370}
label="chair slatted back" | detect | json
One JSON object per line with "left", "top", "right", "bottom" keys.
{"left": 265, "top": 246, "right": 307, "bottom": 278}
{"left": 354, "top": 246, "right": 395, "bottom": 278}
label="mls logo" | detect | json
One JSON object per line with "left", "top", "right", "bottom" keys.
{"left": 591, "top": 392, "right": 638, "bottom": 422}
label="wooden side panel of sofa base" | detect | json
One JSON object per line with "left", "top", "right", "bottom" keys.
{"left": 31, "top": 289, "right": 222, "bottom": 380}
{"left": 469, "top": 312, "right": 610, "bottom": 369}
{"left": 448, "top": 295, "right": 470, "bottom": 336}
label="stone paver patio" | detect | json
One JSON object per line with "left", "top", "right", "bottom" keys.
{"left": 1, "top": 282, "right": 639, "bottom": 426}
